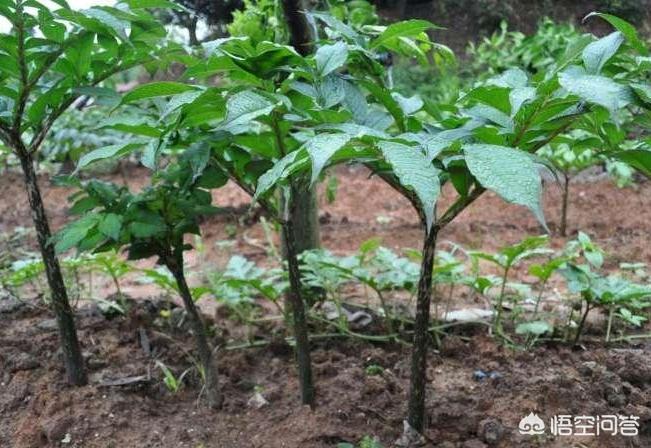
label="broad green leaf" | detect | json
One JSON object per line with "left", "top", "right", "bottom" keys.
{"left": 76, "top": 142, "right": 143, "bottom": 170}
{"left": 82, "top": 7, "right": 128, "bottom": 40}
{"left": 129, "top": 221, "right": 167, "bottom": 238}
{"left": 219, "top": 90, "right": 276, "bottom": 131}
{"left": 98, "top": 213, "right": 122, "bottom": 240}
{"left": 558, "top": 68, "right": 632, "bottom": 112}
{"left": 121, "top": 82, "right": 199, "bottom": 105}
{"left": 582, "top": 31, "right": 624, "bottom": 74}
{"left": 98, "top": 116, "right": 161, "bottom": 137}
{"left": 309, "top": 12, "right": 359, "bottom": 41}
{"left": 255, "top": 151, "right": 301, "bottom": 199}
{"left": 464, "top": 144, "right": 545, "bottom": 227}
{"left": 610, "top": 149, "right": 651, "bottom": 178}
{"left": 141, "top": 140, "right": 161, "bottom": 170}
{"left": 315, "top": 41, "right": 348, "bottom": 77}
{"left": 316, "top": 75, "right": 345, "bottom": 108}
{"left": 489, "top": 68, "right": 528, "bottom": 89}
{"left": 182, "top": 142, "right": 211, "bottom": 182}
{"left": 392, "top": 92, "right": 423, "bottom": 115}
{"left": 370, "top": 20, "right": 439, "bottom": 49}
{"left": 584, "top": 12, "right": 649, "bottom": 56}
{"left": 55, "top": 215, "right": 99, "bottom": 253}
{"left": 305, "top": 133, "right": 351, "bottom": 184}
{"left": 378, "top": 141, "right": 440, "bottom": 230}
{"left": 360, "top": 80, "right": 405, "bottom": 130}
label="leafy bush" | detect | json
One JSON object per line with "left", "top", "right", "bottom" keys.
{"left": 57, "top": 155, "right": 225, "bottom": 408}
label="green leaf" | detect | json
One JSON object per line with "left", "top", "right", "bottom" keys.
{"left": 129, "top": 221, "right": 167, "bottom": 238}
{"left": 182, "top": 141, "right": 211, "bottom": 182}
{"left": 121, "top": 82, "right": 199, "bottom": 105}
{"left": 305, "top": 133, "right": 351, "bottom": 185}
{"left": 631, "top": 83, "right": 651, "bottom": 106}
{"left": 378, "top": 141, "right": 440, "bottom": 230}
{"left": 255, "top": 151, "right": 301, "bottom": 199}
{"left": 558, "top": 68, "right": 633, "bottom": 112}
{"left": 370, "top": 20, "right": 439, "bottom": 49}
{"left": 582, "top": 31, "right": 624, "bottom": 74}
{"left": 98, "top": 213, "right": 122, "bottom": 240}
{"left": 584, "top": 12, "right": 649, "bottom": 56}
{"left": 98, "top": 116, "right": 161, "bottom": 137}
{"left": 77, "top": 142, "right": 143, "bottom": 170}
{"left": 55, "top": 215, "right": 99, "bottom": 253}
{"left": 82, "top": 7, "right": 129, "bottom": 40}
{"left": 464, "top": 144, "right": 545, "bottom": 227}
{"left": 315, "top": 41, "right": 348, "bottom": 77}
{"left": 124, "top": 0, "right": 184, "bottom": 9}
{"left": 219, "top": 90, "right": 276, "bottom": 131}
{"left": 360, "top": 80, "right": 405, "bottom": 130}
{"left": 610, "top": 149, "right": 651, "bottom": 179}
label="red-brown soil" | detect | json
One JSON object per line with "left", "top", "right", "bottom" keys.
{"left": 1, "top": 166, "right": 651, "bottom": 447}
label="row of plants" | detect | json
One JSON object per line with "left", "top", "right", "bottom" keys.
{"left": 1, "top": 0, "right": 650, "bottom": 439}
{"left": 7, "top": 230, "right": 648, "bottom": 348}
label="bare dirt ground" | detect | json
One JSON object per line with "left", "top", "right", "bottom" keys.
{"left": 1, "top": 166, "right": 651, "bottom": 447}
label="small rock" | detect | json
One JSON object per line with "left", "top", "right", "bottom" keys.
{"left": 247, "top": 392, "right": 269, "bottom": 409}
{"left": 478, "top": 418, "right": 505, "bottom": 446}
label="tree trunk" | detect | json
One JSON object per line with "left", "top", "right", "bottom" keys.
{"left": 560, "top": 172, "right": 570, "bottom": 237}
{"left": 406, "top": 227, "right": 438, "bottom": 433}
{"left": 17, "top": 150, "right": 87, "bottom": 386}
{"left": 281, "top": 217, "right": 315, "bottom": 406}
{"left": 168, "top": 259, "right": 222, "bottom": 409}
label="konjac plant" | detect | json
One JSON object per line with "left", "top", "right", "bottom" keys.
{"left": 255, "top": 12, "right": 649, "bottom": 435}
{"left": 74, "top": 6, "right": 452, "bottom": 408}
{"left": 0, "top": 0, "right": 169, "bottom": 385}
{"left": 56, "top": 152, "right": 226, "bottom": 408}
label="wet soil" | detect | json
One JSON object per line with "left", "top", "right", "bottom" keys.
{"left": 1, "top": 166, "right": 651, "bottom": 447}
